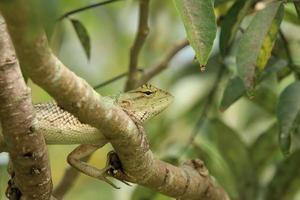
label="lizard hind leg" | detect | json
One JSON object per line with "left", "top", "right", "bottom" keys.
{"left": 67, "top": 144, "right": 120, "bottom": 189}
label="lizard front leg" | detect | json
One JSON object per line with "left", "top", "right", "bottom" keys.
{"left": 67, "top": 144, "right": 119, "bottom": 188}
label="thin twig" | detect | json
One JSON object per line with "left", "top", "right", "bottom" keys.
{"left": 94, "top": 71, "right": 128, "bottom": 89}
{"left": 279, "top": 29, "right": 300, "bottom": 79}
{"left": 138, "top": 39, "right": 189, "bottom": 86}
{"left": 180, "top": 65, "right": 226, "bottom": 157}
{"left": 125, "top": 0, "right": 150, "bottom": 91}
{"left": 58, "top": 0, "right": 123, "bottom": 20}
{"left": 93, "top": 69, "right": 144, "bottom": 90}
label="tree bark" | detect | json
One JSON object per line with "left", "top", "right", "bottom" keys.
{"left": 0, "top": 16, "right": 52, "bottom": 200}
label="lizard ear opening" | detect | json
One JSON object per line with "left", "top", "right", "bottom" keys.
{"left": 120, "top": 100, "right": 131, "bottom": 108}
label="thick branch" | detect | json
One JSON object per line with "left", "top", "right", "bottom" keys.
{"left": 138, "top": 39, "right": 189, "bottom": 86}
{"left": 0, "top": 16, "right": 52, "bottom": 199}
{"left": 0, "top": 1, "right": 229, "bottom": 199}
{"left": 125, "top": 0, "right": 150, "bottom": 91}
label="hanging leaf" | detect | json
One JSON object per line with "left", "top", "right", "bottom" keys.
{"left": 173, "top": 0, "right": 217, "bottom": 69}
{"left": 70, "top": 18, "right": 91, "bottom": 60}
{"left": 236, "top": 2, "right": 284, "bottom": 91}
{"left": 265, "top": 150, "right": 300, "bottom": 200}
{"left": 219, "top": 0, "right": 252, "bottom": 56}
{"left": 249, "top": 124, "right": 280, "bottom": 176}
{"left": 220, "top": 58, "right": 286, "bottom": 111}
{"left": 208, "top": 119, "right": 256, "bottom": 200}
{"left": 220, "top": 76, "right": 245, "bottom": 111}
{"left": 277, "top": 81, "right": 300, "bottom": 155}
{"left": 294, "top": 2, "right": 300, "bottom": 21}
{"left": 194, "top": 139, "right": 239, "bottom": 199}
{"left": 251, "top": 86, "right": 278, "bottom": 114}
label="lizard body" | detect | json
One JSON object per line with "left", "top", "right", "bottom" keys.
{"left": 0, "top": 84, "right": 173, "bottom": 188}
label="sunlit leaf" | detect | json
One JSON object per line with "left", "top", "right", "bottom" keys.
{"left": 256, "top": 6, "right": 284, "bottom": 70}
{"left": 236, "top": 2, "right": 283, "bottom": 91}
{"left": 265, "top": 150, "right": 300, "bottom": 200}
{"left": 220, "top": 58, "right": 286, "bottom": 111}
{"left": 249, "top": 124, "right": 281, "bottom": 175}
{"left": 70, "top": 18, "right": 91, "bottom": 60}
{"left": 277, "top": 81, "right": 300, "bottom": 155}
{"left": 208, "top": 119, "right": 256, "bottom": 200}
{"left": 173, "top": 0, "right": 217, "bottom": 68}
{"left": 219, "top": 0, "right": 252, "bottom": 56}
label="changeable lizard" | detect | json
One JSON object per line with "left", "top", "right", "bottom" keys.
{"left": 0, "top": 84, "right": 173, "bottom": 188}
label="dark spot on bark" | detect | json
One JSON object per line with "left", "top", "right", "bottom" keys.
{"left": 23, "top": 152, "right": 33, "bottom": 158}
{"left": 29, "top": 125, "right": 36, "bottom": 133}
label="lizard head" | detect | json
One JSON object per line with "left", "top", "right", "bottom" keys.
{"left": 116, "top": 84, "right": 173, "bottom": 123}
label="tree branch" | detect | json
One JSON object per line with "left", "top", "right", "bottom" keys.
{"left": 0, "top": 16, "right": 52, "bottom": 200}
{"left": 0, "top": 1, "right": 229, "bottom": 199}
{"left": 125, "top": 0, "right": 150, "bottom": 91}
{"left": 138, "top": 39, "right": 189, "bottom": 86}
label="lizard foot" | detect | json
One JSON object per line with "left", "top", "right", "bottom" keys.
{"left": 99, "top": 151, "right": 131, "bottom": 189}
{"left": 67, "top": 145, "right": 131, "bottom": 189}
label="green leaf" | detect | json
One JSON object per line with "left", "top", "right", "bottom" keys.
{"left": 173, "top": 0, "right": 217, "bottom": 68}
{"left": 236, "top": 2, "right": 284, "bottom": 90}
{"left": 265, "top": 150, "right": 300, "bottom": 200}
{"left": 277, "top": 81, "right": 300, "bottom": 155}
{"left": 220, "top": 58, "right": 286, "bottom": 111}
{"left": 194, "top": 138, "right": 239, "bottom": 198}
{"left": 220, "top": 76, "right": 245, "bottom": 111}
{"left": 219, "top": 0, "right": 252, "bottom": 56}
{"left": 284, "top": 7, "right": 300, "bottom": 25}
{"left": 208, "top": 119, "right": 256, "bottom": 200}
{"left": 70, "top": 18, "right": 91, "bottom": 60}
{"left": 249, "top": 124, "right": 280, "bottom": 176}
{"left": 294, "top": 2, "right": 300, "bottom": 21}
{"left": 131, "top": 186, "right": 170, "bottom": 200}
{"left": 131, "top": 186, "right": 156, "bottom": 200}
{"left": 251, "top": 86, "right": 278, "bottom": 114}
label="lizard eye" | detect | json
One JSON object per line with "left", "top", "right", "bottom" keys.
{"left": 142, "top": 91, "right": 153, "bottom": 96}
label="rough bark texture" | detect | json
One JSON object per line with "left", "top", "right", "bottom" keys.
{"left": 0, "top": 1, "right": 229, "bottom": 199}
{"left": 0, "top": 16, "right": 52, "bottom": 200}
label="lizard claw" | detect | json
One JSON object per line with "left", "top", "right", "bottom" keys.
{"left": 97, "top": 171, "right": 120, "bottom": 189}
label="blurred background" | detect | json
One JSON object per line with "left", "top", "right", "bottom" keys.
{"left": 1, "top": 0, "right": 300, "bottom": 199}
